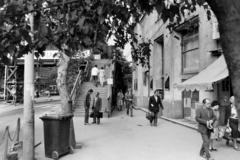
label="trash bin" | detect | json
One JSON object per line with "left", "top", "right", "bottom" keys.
{"left": 40, "top": 114, "right": 74, "bottom": 160}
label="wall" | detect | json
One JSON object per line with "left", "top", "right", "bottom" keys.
{"left": 132, "top": 6, "right": 222, "bottom": 119}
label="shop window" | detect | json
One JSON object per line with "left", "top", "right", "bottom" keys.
{"left": 181, "top": 20, "right": 199, "bottom": 73}
{"left": 191, "top": 90, "right": 199, "bottom": 102}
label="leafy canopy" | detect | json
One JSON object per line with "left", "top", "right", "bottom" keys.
{"left": 0, "top": 0, "right": 212, "bottom": 67}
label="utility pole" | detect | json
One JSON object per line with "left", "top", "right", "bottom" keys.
{"left": 23, "top": 11, "right": 35, "bottom": 160}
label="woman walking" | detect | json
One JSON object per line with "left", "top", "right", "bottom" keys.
{"left": 209, "top": 100, "right": 220, "bottom": 151}
{"left": 99, "top": 67, "right": 105, "bottom": 87}
{"left": 227, "top": 96, "right": 240, "bottom": 151}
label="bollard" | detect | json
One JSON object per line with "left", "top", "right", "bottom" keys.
{"left": 1, "top": 126, "right": 9, "bottom": 160}
{"left": 15, "top": 118, "right": 20, "bottom": 142}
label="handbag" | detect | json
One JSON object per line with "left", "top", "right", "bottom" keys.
{"left": 224, "top": 126, "right": 232, "bottom": 139}
{"left": 90, "top": 111, "right": 94, "bottom": 118}
{"left": 146, "top": 112, "right": 154, "bottom": 121}
{"left": 97, "top": 112, "right": 103, "bottom": 118}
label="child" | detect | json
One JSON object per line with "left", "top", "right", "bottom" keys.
{"left": 209, "top": 100, "right": 220, "bottom": 151}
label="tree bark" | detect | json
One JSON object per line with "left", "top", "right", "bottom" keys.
{"left": 56, "top": 51, "right": 76, "bottom": 148}
{"left": 206, "top": 0, "right": 240, "bottom": 120}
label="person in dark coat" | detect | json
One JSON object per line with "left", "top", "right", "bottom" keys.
{"left": 148, "top": 90, "right": 164, "bottom": 126}
{"left": 84, "top": 89, "right": 93, "bottom": 125}
{"left": 92, "top": 92, "right": 102, "bottom": 124}
{"left": 195, "top": 98, "right": 216, "bottom": 160}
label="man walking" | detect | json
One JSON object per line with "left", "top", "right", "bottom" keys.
{"left": 91, "top": 65, "right": 99, "bottom": 87}
{"left": 92, "top": 92, "right": 102, "bottom": 124}
{"left": 84, "top": 89, "right": 93, "bottom": 125}
{"left": 196, "top": 98, "right": 216, "bottom": 160}
{"left": 148, "top": 90, "right": 164, "bottom": 126}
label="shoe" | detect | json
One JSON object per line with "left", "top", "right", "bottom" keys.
{"left": 200, "top": 153, "right": 206, "bottom": 158}
{"left": 212, "top": 148, "right": 217, "bottom": 151}
{"left": 84, "top": 123, "right": 90, "bottom": 125}
{"left": 234, "top": 146, "right": 240, "bottom": 151}
{"left": 150, "top": 123, "right": 153, "bottom": 126}
{"left": 92, "top": 122, "right": 96, "bottom": 124}
{"left": 207, "top": 157, "right": 214, "bottom": 160}
{"left": 131, "top": 115, "right": 133, "bottom": 117}
{"left": 226, "top": 140, "right": 229, "bottom": 145}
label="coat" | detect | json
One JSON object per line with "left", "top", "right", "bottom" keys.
{"left": 84, "top": 93, "right": 91, "bottom": 109}
{"left": 148, "top": 95, "right": 164, "bottom": 113}
{"left": 92, "top": 97, "right": 102, "bottom": 112}
{"left": 195, "top": 105, "right": 216, "bottom": 134}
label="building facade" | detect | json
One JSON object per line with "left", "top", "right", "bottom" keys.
{"left": 132, "top": 6, "right": 231, "bottom": 121}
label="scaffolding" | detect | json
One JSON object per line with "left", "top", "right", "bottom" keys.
{"left": 4, "top": 66, "right": 24, "bottom": 104}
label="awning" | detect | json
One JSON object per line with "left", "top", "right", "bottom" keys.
{"left": 176, "top": 55, "right": 229, "bottom": 91}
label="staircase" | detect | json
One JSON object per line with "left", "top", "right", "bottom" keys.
{"left": 74, "top": 59, "right": 112, "bottom": 117}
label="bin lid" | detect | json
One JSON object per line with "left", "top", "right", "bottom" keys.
{"left": 40, "top": 113, "right": 74, "bottom": 120}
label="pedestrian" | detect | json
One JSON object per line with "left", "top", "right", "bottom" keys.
{"left": 226, "top": 96, "right": 240, "bottom": 151}
{"left": 92, "top": 92, "right": 102, "bottom": 124}
{"left": 91, "top": 65, "right": 99, "bottom": 87}
{"left": 84, "top": 89, "right": 93, "bottom": 125}
{"left": 99, "top": 67, "right": 105, "bottom": 87}
{"left": 195, "top": 98, "right": 216, "bottom": 160}
{"left": 148, "top": 90, "right": 164, "bottom": 127}
{"left": 117, "top": 90, "right": 124, "bottom": 111}
{"left": 125, "top": 89, "right": 133, "bottom": 117}
{"left": 209, "top": 100, "right": 220, "bottom": 152}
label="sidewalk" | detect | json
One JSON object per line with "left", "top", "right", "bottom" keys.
{"left": 33, "top": 107, "right": 239, "bottom": 160}
{"left": 0, "top": 96, "right": 60, "bottom": 113}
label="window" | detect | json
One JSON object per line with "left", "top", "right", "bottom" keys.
{"left": 182, "top": 25, "right": 199, "bottom": 73}
{"left": 134, "top": 79, "right": 138, "bottom": 91}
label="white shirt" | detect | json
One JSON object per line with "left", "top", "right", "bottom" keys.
{"left": 154, "top": 96, "right": 158, "bottom": 102}
{"left": 91, "top": 67, "right": 99, "bottom": 76}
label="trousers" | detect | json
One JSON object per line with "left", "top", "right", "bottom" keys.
{"left": 150, "top": 112, "right": 158, "bottom": 124}
{"left": 84, "top": 108, "right": 89, "bottom": 123}
{"left": 200, "top": 132, "right": 211, "bottom": 158}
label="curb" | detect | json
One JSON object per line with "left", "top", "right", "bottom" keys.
{"left": 161, "top": 116, "right": 198, "bottom": 131}
{"left": 34, "top": 99, "right": 60, "bottom": 104}
{"left": 161, "top": 116, "right": 240, "bottom": 143}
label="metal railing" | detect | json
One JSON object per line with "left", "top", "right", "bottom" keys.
{"left": 70, "top": 60, "right": 90, "bottom": 109}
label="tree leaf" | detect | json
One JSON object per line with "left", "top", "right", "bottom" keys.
{"left": 155, "top": 2, "right": 164, "bottom": 15}
{"left": 85, "top": 0, "right": 92, "bottom": 5}
{"left": 2, "top": 56, "right": 10, "bottom": 65}
{"left": 83, "top": 36, "right": 92, "bottom": 46}
{"left": 8, "top": 43, "right": 16, "bottom": 54}
{"left": 99, "top": 15, "right": 105, "bottom": 25}
{"left": 97, "top": 6, "right": 103, "bottom": 15}
{"left": 39, "top": 23, "right": 48, "bottom": 37}
{"left": 77, "top": 16, "right": 86, "bottom": 29}
{"left": 64, "top": 49, "right": 72, "bottom": 57}
{"left": 21, "top": 30, "right": 32, "bottom": 45}
{"left": 197, "top": 0, "right": 206, "bottom": 6}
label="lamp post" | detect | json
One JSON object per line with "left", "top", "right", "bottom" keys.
{"left": 23, "top": 12, "right": 35, "bottom": 160}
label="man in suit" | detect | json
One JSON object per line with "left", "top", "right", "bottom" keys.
{"left": 92, "top": 92, "right": 102, "bottom": 124}
{"left": 148, "top": 90, "right": 164, "bottom": 126}
{"left": 84, "top": 89, "right": 93, "bottom": 125}
{"left": 196, "top": 98, "right": 216, "bottom": 160}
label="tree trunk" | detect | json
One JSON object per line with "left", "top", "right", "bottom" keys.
{"left": 56, "top": 52, "right": 76, "bottom": 148}
{"left": 206, "top": 0, "right": 240, "bottom": 120}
